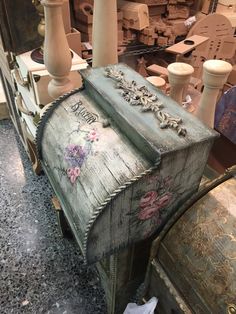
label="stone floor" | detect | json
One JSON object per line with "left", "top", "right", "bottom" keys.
{"left": 0, "top": 120, "right": 106, "bottom": 314}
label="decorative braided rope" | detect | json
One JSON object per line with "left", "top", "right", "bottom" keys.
{"left": 36, "top": 87, "right": 84, "bottom": 160}
{"left": 83, "top": 157, "right": 161, "bottom": 262}
{"left": 105, "top": 67, "right": 187, "bottom": 136}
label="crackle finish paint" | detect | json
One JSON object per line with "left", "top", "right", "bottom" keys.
{"left": 159, "top": 178, "right": 236, "bottom": 314}
{"left": 37, "top": 64, "right": 217, "bottom": 264}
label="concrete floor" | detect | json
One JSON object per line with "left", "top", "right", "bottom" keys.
{"left": 0, "top": 120, "right": 106, "bottom": 314}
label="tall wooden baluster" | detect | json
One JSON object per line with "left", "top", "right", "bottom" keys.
{"left": 167, "top": 62, "right": 194, "bottom": 105}
{"left": 41, "top": 0, "right": 74, "bottom": 99}
{"left": 195, "top": 60, "right": 232, "bottom": 128}
{"left": 92, "top": 0, "right": 118, "bottom": 67}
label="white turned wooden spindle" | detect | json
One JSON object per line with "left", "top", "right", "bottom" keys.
{"left": 41, "top": 0, "right": 74, "bottom": 99}
{"left": 92, "top": 0, "right": 118, "bottom": 67}
{"left": 195, "top": 60, "right": 232, "bottom": 128}
{"left": 167, "top": 62, "right": 194, "bottom": 105}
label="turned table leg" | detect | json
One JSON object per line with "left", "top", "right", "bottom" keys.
{"left": 92, "top": 0, "right": 118, "bottom": 67}
{"left": 41, "top": 0, "right": 74, "bottom": 99}
{"left": 167, "top": 62, "right": 194, "bottom": 105}
{"left": 195, "top": 60, "right": 232, "bottom": 128}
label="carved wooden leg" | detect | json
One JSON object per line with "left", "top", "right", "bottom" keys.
{"left": 52, "top": 196, "right": 73, "bottom": 238}
{"left": 167, "top": 62, "right": 194, "bottom": 105}
{"left": 41, "top": 0, "right": 74, "bottom": 99}
{"left": 195, "top": 60, "right": 232, "bottom": 128}
{"left": 92, "top": 0, "right": 118, "bottom": 67}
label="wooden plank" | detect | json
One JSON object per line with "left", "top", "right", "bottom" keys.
{"left": 0, "top": 102, "right": 9, "bottom": 120}
{"left": 146, "top": 64, "right": 168, "bottom": 77}
{"left": 165, "top": 35, "right": 209, "bottom": 55}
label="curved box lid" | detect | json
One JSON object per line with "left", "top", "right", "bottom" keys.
{"left": 159, "top": 177, "right": 236, "bottom": 313}
{"left": 37, "top": 89, "right": 152, "bottom": 263}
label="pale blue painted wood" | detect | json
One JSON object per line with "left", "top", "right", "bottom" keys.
{"left": 81, "top": 63, "right": 218, "bottom": 163}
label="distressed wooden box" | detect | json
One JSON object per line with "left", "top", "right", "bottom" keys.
{"left": 36, "top": 63, "right": 217, "bottom": 265}
{"left": 145, "top": 173, "right": 236, "bottom": 313}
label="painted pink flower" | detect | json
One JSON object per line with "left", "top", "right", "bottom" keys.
{"left": 73, "top": 167, "right": 81, "bottom": 177}
{"left": 138, "top": 204, "right": 160, "bottom": 220}
{"left": 67, "top": 168, "right": 74, "bottom": 177}
{"left": 139, "top": 191, "right": 158, "bottom": 209}
{"left": 67, "top": 167, "right": 80, "bottom": 184}
{"left": 138, "top": 191, "right": 173, "bottom": 221}
{"left": 70, "top": 174, "right": 77, "bottom": 184}
{"left": 87, "top": 129, "right": 99, "bottom": 142}
{"left": 155, "top": 192, "right": 172, "bottom": 208}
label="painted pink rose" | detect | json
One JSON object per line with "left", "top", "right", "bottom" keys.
{"left": 87, "top": 129, "right": 99, "bottom": 142}
{"left": 139, "top": 191, "right": 158, "bottom": 209}
{"left": 155, "top": 192, "right": 172, "bottom": 208}
{"left": 70, "top": 175, "right": 77, "bottom": 184}
{"left": 67, "top": 167, "right": 80, "bottom": 184}
{"left": 138, "top": 192, "right": 172, "bottom": 221}
{"left": 73, "top": 167, "right": 81, "bottom": 177}
{"left": 67, "top": 168, "right": 74, "bottom": 176}
{"left": 138, "top": 204, "right": 160, "bottom": 220}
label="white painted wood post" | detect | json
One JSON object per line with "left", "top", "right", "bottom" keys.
{"left": 167, "top": 62, "right": 194, "bottom": 105}
{"left": 41, "top": 0, "right": 74, "bottom": 99}
{"left": 195, "top": 60, "right": 232, "bottom": 128}
{"left": 92, "top": 0, "right": 118, "bottom": 67}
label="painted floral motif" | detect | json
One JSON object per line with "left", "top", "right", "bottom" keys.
{"left": 140, "top": 191, "right": 158, "bottom": 209}
{"left": 129, "top": 175, "right": 174, "bottom": 234}
{"left": 64, "top": 129, "right": 99, "bottom": 184}
{"left": 67, "top": 167, "right": 80, "bottom": 184}
{"left": 138, "top": 191, "right": 172, "bottom": 221}
{"left": 86, "top": 129, "right": 99, "bottom": 142}
{"left": 65, "top": 144, "right": 87, "bottom": 168}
